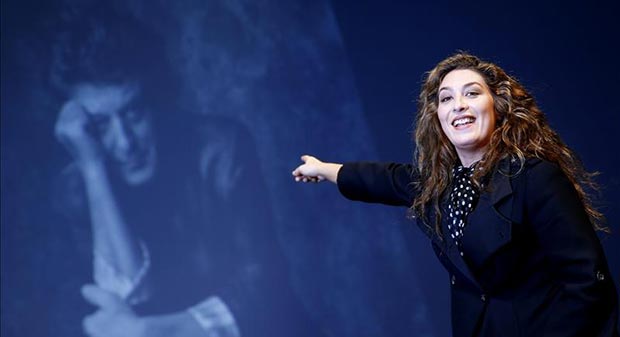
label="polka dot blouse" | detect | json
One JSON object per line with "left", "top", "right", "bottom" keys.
{"left": 447, "top": 165, "right": 480, "bottom": 256}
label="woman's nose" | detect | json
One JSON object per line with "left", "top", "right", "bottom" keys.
{"left": 111, "top": 117, "right": 136, "bottom": 153}
{"left": 453, "top": 95, "right": 467, "bottom": 112}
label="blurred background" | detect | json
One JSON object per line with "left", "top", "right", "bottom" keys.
{"left": 2, "top": 1, "right": 619, "bottom": 336}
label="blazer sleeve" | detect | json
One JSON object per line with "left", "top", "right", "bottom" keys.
{"left": 524, "top": 160, "right": 617, "bottom": 336}
{"left": 336, "top": 162, "right": 418, "bottom": 207}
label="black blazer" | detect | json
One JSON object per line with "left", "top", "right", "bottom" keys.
{"left": 337, "top": 158, "right": 619, "bottom": 337}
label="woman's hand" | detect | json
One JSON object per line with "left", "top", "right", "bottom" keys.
{"left": 81, "top": 284, "right": 146, "bottom": 337}
{"left": 81, "top": 284, "right": 209, "bottom": 337}
{"left": 292, "top": 155, "right": 342, "bottom": 184}
{"left": 54, "top": 100, "right": 104, "bottom": 168}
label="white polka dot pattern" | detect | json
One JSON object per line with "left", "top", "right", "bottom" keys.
{"left": 447, "top": 165, "right": 480, "bottom": 256}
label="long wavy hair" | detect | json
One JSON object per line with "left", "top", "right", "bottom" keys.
{"left": 412, "top": 52, "right": 606, "bottom": 236}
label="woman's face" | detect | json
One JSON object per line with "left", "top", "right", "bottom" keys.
{"left": 74, "top": 82, "right": 157, "bottom": 185}
{"left": 436, "top": 69, "right": 496, "bottom": 166}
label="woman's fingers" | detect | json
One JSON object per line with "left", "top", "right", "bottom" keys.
{"left": 292, "top": 155, "right": 324, "bottom": 182}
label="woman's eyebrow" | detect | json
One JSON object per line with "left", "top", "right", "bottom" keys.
{"left": 463, "top": 81, "right": 483, "bottom": 88}
{"left": 439, "top": 81, "right": 483, "bottom": 92}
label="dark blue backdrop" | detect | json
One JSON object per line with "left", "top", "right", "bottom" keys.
{"left": 2, "top": 1, "right": 619, "bottom": 336}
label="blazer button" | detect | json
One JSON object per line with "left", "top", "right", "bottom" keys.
{"left": 596, "top": 270, "right": 605, "bottom": 281}
{"left": 480, "top": 294, "right": 486, "bottom": 302}
{"left": 451, "top": 275, "right": 455, "bottom": 285}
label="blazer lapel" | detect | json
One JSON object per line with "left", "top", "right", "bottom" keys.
{"left": 415, "top": 207, "right": 482, "bottom": 290}
{"left": 461, "top": 164, "right": 515, "bottom": 269}
{"left": 431, "top": 161, "right": 517, "bottom": 289}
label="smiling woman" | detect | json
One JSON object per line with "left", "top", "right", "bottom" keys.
{"left": 436, "top": 69, "right": 496, "bottom": 167}
{"left": 292, "top": 52, "right": 619, "bottom": 336}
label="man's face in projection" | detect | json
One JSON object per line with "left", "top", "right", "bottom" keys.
{"left": 74, "top": 83, "right": 157, "bottom": 185}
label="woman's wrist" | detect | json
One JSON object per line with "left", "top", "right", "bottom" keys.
{"left": 323, "top": 163, "right": 343, "bottom": 184}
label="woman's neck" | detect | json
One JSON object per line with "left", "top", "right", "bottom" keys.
{"left": 457, "top": 149, "right": 485, "bottom": 168}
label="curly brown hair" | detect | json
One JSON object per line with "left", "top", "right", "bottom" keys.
{"left": 412, "top": 52, "right": 606, "bottom": 236}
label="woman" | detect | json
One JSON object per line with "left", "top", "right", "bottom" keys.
{"left": 292, "top": 53, "right": 619, "bottom": 336}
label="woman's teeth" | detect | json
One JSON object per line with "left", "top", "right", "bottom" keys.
{"left": 453, "top": 117, "right": 475, "bottom": 127}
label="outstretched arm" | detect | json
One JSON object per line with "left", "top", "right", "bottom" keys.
{"left": 291, "top": 155, "right": 342, "bottom": 184}
{"left": 293, "top": 155, "right": 417, "bottom": 206}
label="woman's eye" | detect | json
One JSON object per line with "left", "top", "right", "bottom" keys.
{"left": 466, "top": 91, "right": 480, "bottom": 97}
{"left": 440, "top": 96, "right": 452, "bottom": 103}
